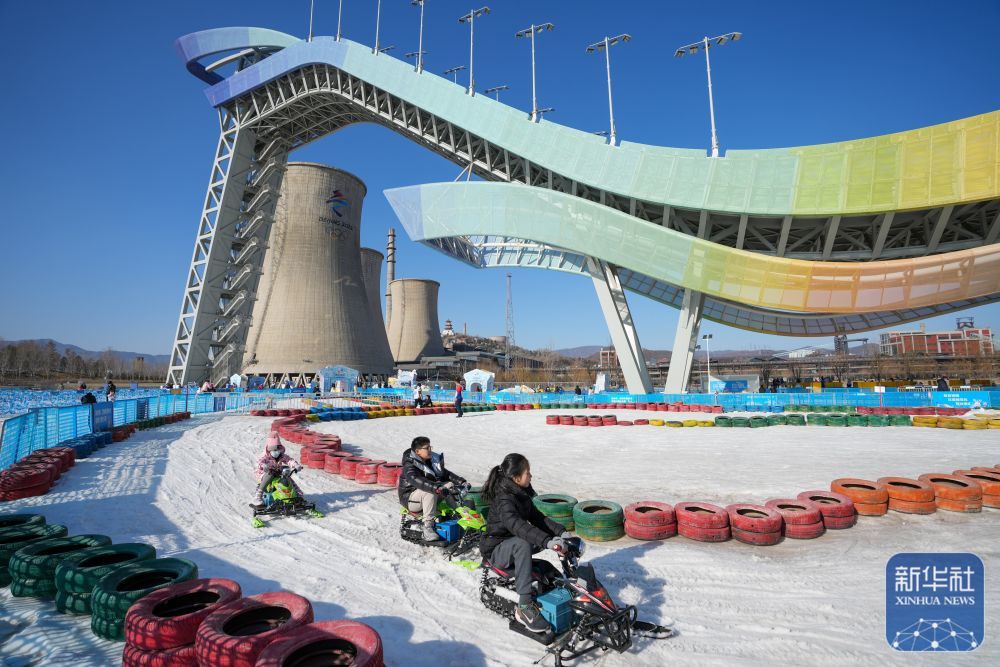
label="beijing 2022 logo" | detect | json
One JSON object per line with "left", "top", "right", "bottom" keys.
{"left": 325, "top": 190, "right": 348, "bottom": 217}
{"left": 886, "top": 553, "right": 983, "bottom": 651}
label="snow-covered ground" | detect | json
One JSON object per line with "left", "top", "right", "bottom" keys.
{"left": 1, "top": 409, "right": 998, "bottom": 666}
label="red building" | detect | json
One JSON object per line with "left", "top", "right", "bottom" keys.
{"left": 879, "top": 326, "right": 994, "bottom": 356}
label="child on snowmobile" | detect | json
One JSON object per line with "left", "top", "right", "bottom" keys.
{"left": 398, "top": 436, "right": 468, "bottom": 542}
{"left": 480, "top": 453, "right": 572, "bottom": 634}
{"left": 253, "top": 434, "right": 303, "bottom": 509}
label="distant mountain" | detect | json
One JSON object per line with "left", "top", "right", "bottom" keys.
{"left": 553, "top": 345, "right": 603, "bottom": 359}
{"left": 0, "top": 339, "right": 170, "bottom": 365}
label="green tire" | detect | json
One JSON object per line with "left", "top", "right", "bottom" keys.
{"left": 807, "top": 414, "right": 827, "bottom": 426}
{"left": 0, "top": 524, "right": 69, "bottom": 561}
{"left": 573, "top": 500, "right": 625, "bottom": 530}
{"left": 714, "top": 416, "right": 732, "bottom": 427}
{"left": 786, "top": 414, "right": 806, "bottom": 426}
{"left": 10, "top": 575, "right": 58, "bottom": 600}
{"left": 55, "top": 589, "right": 93, "bottom": 615}
{"left": 846, "top": 415, "right": 867, "bottom": 427}
{"left": 575, "top": 524, "right": 625, "bottom": 542}
{"left": 827, "top": 415, "right": 847, "bottom": 427}
{"left": 890, "top": 415, "right": 912, "bottom": 426}
{"left": 8, "top": 535, "right": 112, "bottom": 580}
{"left": 533, "top": 494, "right": 578, "bottom": 519}
{"left": 749, "top": 417, "right": 769, "bottom": 428}
{"left": 766, "top": 415, "right": 788, "bottom": 426}
{"left": 90, "top": 558, "right": 198, "bottom": 619}
{"left": 0, "top": 514, "right": 46, "bottom": 534}
{"left": 90, "top": 610, "right": 126, "bottom": 641}
{"left": 55, "top": 543, "right": 158, "bottom": 595}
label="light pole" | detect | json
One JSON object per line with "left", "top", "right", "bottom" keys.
{"left": 458, "top": 7, "right": 490, "bottom": 95}
{"left": 586, "top": 34, "right": 630, "bottom": 146}
{"left": 377, "top": 44, "right": 395, "bottom": 54}
{"left": 405, "top": 50, "right": 427, "bottom": 71}
{"left": 411, "top": 0, "right": 426, "bottom": 72}
{"left": 444, "top": 65, "right": 466, "bottom": 83}
{"left": 373, "top": 0, "right": 383, "bottom": 54}
{"left": 336, "top": 0, "right": 344, "bottom": 40}
{"left": 675, "top": 32, "right": 742, "bottom": 158}
{"left": 309, "top": 0, "right": 316, "bottom": 42}
{"left": 484, "top": 84, "right": 508, "bottom": 101}
{"left": 702, "top": 333, "right": 713, "bottom": 386}
{"left": 514, "top": 22, "right": 554, "bottom": 122}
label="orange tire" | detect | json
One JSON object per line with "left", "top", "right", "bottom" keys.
{"left": 855, "top": 501, "right": 888, "bottom": 516}
{"left": 888, "top": 498, "right": 937, "bottom": 514}
{"left": 935, "top": 497, "right": 982, "bottom": 513}
{"left": 830, "top": 478, "right": 888, "bottom": 505}
{"left": 952, "top": 470, "right": 1000, "bottom": 496}
{"left": 917, "top": 473, "right": 982, "bottom": 501}
{"left": 983, "top": 494, "right": 1000, "bottom": 509}
{"left": 877, "top": 477, "right": 935, "bottom": 503}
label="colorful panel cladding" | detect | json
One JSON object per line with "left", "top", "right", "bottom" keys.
{"left": 385, "top": 182, "right": 1000, "bottom": 315}
{"left": 181, "top": 28, "right": 1000, "bottom": 217}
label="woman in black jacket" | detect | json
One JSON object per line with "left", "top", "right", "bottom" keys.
{"left": 481, "top": 453, "right": 570, "bottom": 634}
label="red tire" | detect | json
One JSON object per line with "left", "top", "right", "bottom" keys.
{"left": 830, "top": 478, "right": 888, "bottom": 505}
{"left": 323, "top": 452, "right": 353, "bottom": 474}
{"left": 122, "top": 644, "right": 198, "bottom": 667}
{"left": 877, "top": 477, "right": 935, "bottom": 503}
{"left": 855, "top": 502, "right": 888, "bottom": 516}
{"left": 0, "top": 466, "right": 53, "bottom": 490}
{"left": 823, "top": 514, "right": 857, "bottom": 530}
{"left": 936, "top": 497, "right": 982, "bottom": 513}
{"left": 624, "top": 521, "right": 677, "bottom": 540}
{"left": 677, "top": 522, "right": 730, "bottom": 542}
{"left": 255, "top": 620, "right": 383, "bottom": 667}
{"left": 573, "top": 417, "right": 589, "bottom": 426}
{"left": 888, "top": 498, "right": 937, "bottom": 514}
{"left": 633, "top": 419, "right": 649, "bottom": 426}
{"left": 618, "top": 421, "right": 634, "bottom": 426}
{"left": 623, "top": 502, "right": 675, "bottom": 527}
{"left": 674, "top": 502, "right": 729, "bottom": 529}
{"left": 559, "top": 416, "right": 574, "bottom": 425}
{"left": 725, "top": 504, "right": 783, "bottom": 534}
{"left": 795, "top": 491, "right": 855, "bottom": 519}
{"left": 377, "top": 463, "right": 403, "bottom": 487}
{"left": 783, "top": 520, "right": 825, "bottom": 539}
{"left": 194, "top": 592, "right": 313, "bottom": 667}
{"left": 917, "top": 473, "right": 982, "bottom": 501}
{"left": 982, "top": 494, "right": 1000, "bottom": 509}
{"left": 125, "top": 578, "right": 242, "bottom": 650}
{"left": 0, "top": 482, "right": 51, "bottom": 500}
{"left": 545, "top": 416, "right": 559, "bottom": 425}
{"left": 731, "top": 528, "right": 782, "bottom": 546}
{"left": 340, "top": 457, "right": 371, "bottom": 480}
{"left": 764, "top": 499, "right": 822, "bottom": 525}
{"left": 952, "top": 470, "right": 1000, "bottom": 496}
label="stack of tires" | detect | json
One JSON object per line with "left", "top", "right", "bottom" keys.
{"left": 0, "top": 447, "right": 75, "bottom": 501}
{"left": 572, "top": 501, "right": 624, "bottom": 541}
{"left": 90, "top": 558, "right": 200, "bottom": 640}
{"left": 918, "top": 473, "right": 983, "bottom": 512}
{"left": 532, "top": 494, "right": 577, "bottom": 532}
{"left": 797, "top": 490, "right": 856, "bottom": 529}
{"left": 323, "top": 451, "right": 354, "bottom": 474}
{"left": 0, "top": 522, "right": 68, "bottom": 587}
{"left": 725, "top": 504, "right": 782, "bottom": 545}
{"left": 123, "top": 578, "right": 242, "bottom": 666}
{"left": 356, "top": 460, "right": 386, "bottom": 484}
{"left": 765, "top": 498, "right": 825, "bottom": 539}
{"left": 8, "top": 534, "right": 112, "bottom": 599}
{"left": 714, "top": 416, "right": 731, "bottom": 427}
{"left": 956, "top": 469, "right": 1000, "bottom": 508}
{"left": 194, "top": 591, "right": 314, "bottom": 666}
{"left": 545, "top": 415, "right": 560, "bottom": 425}
{"left": 730, "top": 417, "right": 750, "bottom": 428}
{"left": 340, "top": 457, "right": 371, "bottom": 480}
{"left": 256, "top": 620, "right": 385, "bottom": 667}
{"left": 55, "top": 543, "right": 158, "bottom": 614}
{"left": 785, "top": 413, "right": 806, "bottom": 426}
{"left": 623, "top": 501, "right": 676, "bottom": 540}
{"left": 877, "top": 476, "right": 936, "bottom": 514}
{"left": 830, "top": 478, "right": 888, "bottom": 516}
{"left": 674, "top": 502, "right": 730, "bottom": 542}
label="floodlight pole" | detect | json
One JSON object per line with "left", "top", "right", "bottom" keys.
{"left": 309, "top": 0, "right": 316, "bottom": 42}
{"left": 459, "top": 7, "right": 490, "bottom": 96}
{"left": 412, "top": 0, "right": 426, "bottom": 72}
{"left": 587, "top": 35, "right": 630, "bottom": 146}
{"left": 374, "top": 0, "right": 382, "bottom": 54}
{"left": 337, "top": 0, "right": 344, "bottom": 40}
{"left": 515, "top": 23, "right": 554, "bottom": 122}
{"left": 703, "top": 37, "right": 719, "bottom": 158}
{"left": 702, "top": 333, "right": 713, "bottom": 384}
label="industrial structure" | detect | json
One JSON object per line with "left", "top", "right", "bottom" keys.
{"left": 880, "top": 321, "right": 994, "bottom": 357}
{"left": 169, "top": 28, "right": 1000, "bottom": 392}
{"left": 385, "top": 278, "right": 446, "bottom": 363}
{"left": 242, "top": 163, "right": 393, "bottom": 383}
{"left": 360, "top": 247, "right": 390, "bottom": 336}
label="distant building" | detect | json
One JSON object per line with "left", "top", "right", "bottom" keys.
{"left": 879, "top": 325, "right": 994, "bottom": 357}
{"left": 599, "top": 348, "right": 617, "bottom": 370}
{"left": 441, "top": 319, "right": 455, "bottom": 337}
{"left": 787, "top": 349, "right": 816, "bottom": 359}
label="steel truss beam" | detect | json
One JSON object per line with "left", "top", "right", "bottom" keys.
{"left": 586, "top": 258, "right": 653, "bottom": 394}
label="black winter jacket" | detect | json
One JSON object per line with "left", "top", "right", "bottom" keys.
{"left": 397, "top": 448, "right": 467, "bottom": 506}
{"left": 481, "top": 478, "right": 564, "bottom": 559}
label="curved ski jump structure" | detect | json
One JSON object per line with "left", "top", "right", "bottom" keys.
{"left": 169, "top": 27, "right": 1000, "bottom": 391}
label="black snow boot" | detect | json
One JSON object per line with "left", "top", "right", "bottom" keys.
{"left": 515, "top": 602, "right": 550, "bottom": 634}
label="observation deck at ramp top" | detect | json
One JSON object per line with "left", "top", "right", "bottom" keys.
{"left": 170, "top": 26, "right": 999, "bottom": 388}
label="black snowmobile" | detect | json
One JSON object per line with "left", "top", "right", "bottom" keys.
{"left": 399, "top": 484, "right": 486, "bottom": 560}
{"left": 479, "top": 537, "right": 673, "bottom": 665}
{"left": 250, "top": 466, "right": 323, "bottom": 528}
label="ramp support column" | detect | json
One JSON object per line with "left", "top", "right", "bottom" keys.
{"left": 587, "top": 257, "right": 653, "bottom": 394}
{"left": 664, "top": 289, "right": 705, "bottom": 393}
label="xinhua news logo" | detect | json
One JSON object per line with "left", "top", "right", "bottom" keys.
{"left": 886, "top": 553, "right": 984, "bottom": 651}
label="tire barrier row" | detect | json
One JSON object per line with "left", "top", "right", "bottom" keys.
{"left": 545, "top": 413, "right": 933, "bottom": 428}
{"left": 0, "top": 512, "right": 386, "bottom": 666}
{"left": 252, "top": 404, "right": 495, "bottom": 421}
{"left": 913, "top": 416, "right": 999, "bottom": 429}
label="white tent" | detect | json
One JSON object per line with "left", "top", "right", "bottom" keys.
{"left": 317, "top": 365, "right": 360, "bottom": 393}
{"left": 463, "top": 369, "right": 495, "bottom": 393}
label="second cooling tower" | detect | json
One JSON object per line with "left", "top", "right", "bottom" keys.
{"left": 386, "top": 279, "right": 446, "bottom": 363}
{"left": 243, "top": 162, "right": 393, "bottom": 378}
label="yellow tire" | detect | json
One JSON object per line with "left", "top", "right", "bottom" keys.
{"left": 649, "top": 419, "right": 664, "bottom": 426}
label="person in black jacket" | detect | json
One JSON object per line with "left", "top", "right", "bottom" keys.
{"left": 480, "top": 453, "right": 571, "bottom": 634}
{"left": 397, "top": 436, "right": 468, "bottom": 542}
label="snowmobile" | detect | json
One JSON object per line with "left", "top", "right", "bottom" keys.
{"left": 479, "top": 537, "right": 674, "bottom": 665}
{"left": 250, "top": 466, "right": 323, "bottom": 528}
{"left": 399, "top": 483, "right": 486, "bottom": 560}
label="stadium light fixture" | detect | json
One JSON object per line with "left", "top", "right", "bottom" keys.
{"left": 515, "top": 22, "right": 555, "bottom": 122}
{"left": 377, "top": 44, "right": 395, "bottom": 54}
{"left": 444, "top": 65, "right": 467, "bottom": 83}
{"left": 405, "top": 50, "right": 428, "bottom": 71}
{"left": 411, "top": 0, "right": 426, "bottom": 72}
{"left": 586, "top": 34, "right": 631, "bottom": 146}
{"left": 484, "top": 84, "right": 509, "bottom": 101}
{"left": 675, "top": 32, "right": 742, "bottom": 157}
{"left": 458, "top": 7, "right": 490, "bottom": 95}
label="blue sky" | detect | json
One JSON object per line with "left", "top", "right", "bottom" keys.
{"left": 0, "top": 0, "right": 997, "bottom": 354}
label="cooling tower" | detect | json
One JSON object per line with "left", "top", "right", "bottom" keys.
{"left": 360, "top": 248, "right": 387, "bottom": 331}
{"left": 386, "top": 279, "right": 446, "bottom": 363}
{"left": 243, "top": 162, "right": 394, "bottom": 378}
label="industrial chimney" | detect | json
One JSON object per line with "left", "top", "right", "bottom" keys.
{"left": 243, "top": 163, "right": 394, "bottom": 381}
{"left": 386, "top": 278, "right": 446, "bottom": 363}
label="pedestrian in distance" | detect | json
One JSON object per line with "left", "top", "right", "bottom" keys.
{"left": 454, "top": 381, "right": 464, "bottom": 418}
{"left": 105, "top": 380, "right": 117, "bottom": 402}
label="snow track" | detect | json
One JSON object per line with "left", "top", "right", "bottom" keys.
{"left": 1, "top": 410, "right": 998, "bottom": 665}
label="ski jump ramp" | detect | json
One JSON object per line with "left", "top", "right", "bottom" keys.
{"left": 169, "top": 27, "right": 1000, "bottom": 392}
